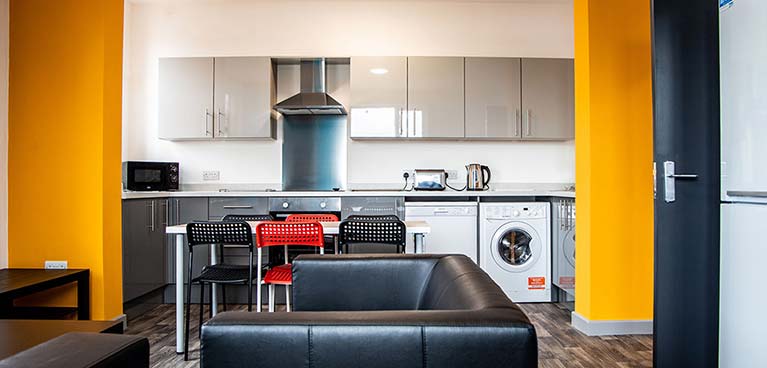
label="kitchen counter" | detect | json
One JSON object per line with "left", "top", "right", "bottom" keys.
{"left": 122, "top": 189, "right": 575, "bottom": 199}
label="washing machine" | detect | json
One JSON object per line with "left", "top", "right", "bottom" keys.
{"left": 480, "top": 202, "right": 551, "bottom": 303}
{"left": 552, "top": 198, "right": 576, "bottom": 297}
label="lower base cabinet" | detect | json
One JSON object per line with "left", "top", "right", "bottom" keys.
{"left": 122, "top": 199, "right": 167, "bottom": 302}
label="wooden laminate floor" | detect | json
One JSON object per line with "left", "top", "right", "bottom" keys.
{"left": 125, "top": 303, "right": 653, "bottom": 368}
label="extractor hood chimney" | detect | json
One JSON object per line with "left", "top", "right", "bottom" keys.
{"left": 273, "top": 58, "right": 347, "bottom": 116}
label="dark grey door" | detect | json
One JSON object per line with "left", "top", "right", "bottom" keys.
{"left": 652, "top": 0, "right": 720, "bottom": 367}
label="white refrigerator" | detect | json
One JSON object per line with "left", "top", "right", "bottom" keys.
{"left": 719, "top": 0, "right": 767, "bottom": 366}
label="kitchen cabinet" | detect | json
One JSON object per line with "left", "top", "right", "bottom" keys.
{"left": 166, "top": 198, "right": 210, "bottom": 284}
{"left": 159, "top": 57, "right": 276, "bottom": 140}
{"left": 122, "top": 199, "right": 167, "bottom": 302}
{"left": 158, "top": 57, "right": 214, "bottom": 140}
{"left": 208, "top": 197, "right": 269, "bottom": 220}
{"left": 349, "top": 57, "right": 408, "bottom": 138}
{"left": 214, "top": 57, "right": 276, "bottom": 139}
{"left": 465, "top": 58, "right": 522, "bottom": 139}
{"left": 406, "top": 57, "right": 465, "bottom": 138}
{"left": 520, "top": 58, "right": 574, "bottom": 140}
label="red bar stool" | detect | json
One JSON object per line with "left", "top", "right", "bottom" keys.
{"left": 285, "top": 214, "right": 339, "bottom": 222}
{"left": 255, "top": 221, "right": 325, "bottom": 312}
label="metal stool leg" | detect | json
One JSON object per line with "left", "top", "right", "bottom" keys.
{"left": 285, "top": 285, "right": 291, "bottom": 312}
{"left": 198, "top": 282, "right": 205, "bottom": 338}
{"left": 221, "top": 285, "right": 227, "bottom": 311}
{"left": 268, "top": 284, "right": 275, "bottom": 312}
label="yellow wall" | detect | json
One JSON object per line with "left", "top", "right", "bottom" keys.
{"left": 574, "top": 0, "right": 654, "bottom": 320}
{"left": 8, "top": 0, "right": 124, "bottom": 319}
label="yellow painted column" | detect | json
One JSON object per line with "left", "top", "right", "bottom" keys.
{"left": 8, "top": 0, "right": 124, "bottom": 320}
{"left": 573, "top": 0, "right": 654, "bottom": 332}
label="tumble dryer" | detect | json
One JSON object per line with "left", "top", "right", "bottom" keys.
{"left": 480, "top": 202, "right": 551, "bottom": 303}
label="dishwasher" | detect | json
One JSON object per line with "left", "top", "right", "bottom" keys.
{"left": 405, "top": 202, "right": 478, "bottom": 263}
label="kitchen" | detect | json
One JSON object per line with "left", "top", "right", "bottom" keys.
{"left": 120, "top": 0, "right": 578, "bottom": 359}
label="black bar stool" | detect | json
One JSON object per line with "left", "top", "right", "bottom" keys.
{"left": 338, "top": 219, "right": 407, "bottom": 254}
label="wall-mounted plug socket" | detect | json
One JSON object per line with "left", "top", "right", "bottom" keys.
{"left": 203, "top": 171, "right": 220, "bottom": 181}
{"left": 45, "top": 261, "right": 68, "bottom": 270}
{"left": 445, "top": 169, "right": 459, "bottom": 181}
{"left": 401, "top": 169, "right": 413, "bottom": 179}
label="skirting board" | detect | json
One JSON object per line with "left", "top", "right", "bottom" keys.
{"left": 571, "top": 312, "right": 653, "bottom": 336}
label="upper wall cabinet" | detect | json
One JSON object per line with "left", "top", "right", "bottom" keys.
{"left": 407, "top": 57, "right": 465, "bottom": 138}
{"left": 349, "top": 57, "right": 408, "bottom": 138}
{"left": 465, "top": 58, "right": 522, "bottom": 139}
{"left": 520, "top": 58, "right": 574, "bottom": 140}
{"left": 214, "top": 57, "right": 277, "bottom": 139}
{"left": 158, "top": 57, "right": 276, "bottom": 140}
{"left": 159, "top": 57, "right": 214, "bottom": 140}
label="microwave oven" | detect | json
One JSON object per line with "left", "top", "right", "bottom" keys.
{"left": 122, "top": 161, "right": 179, "bottom": 191}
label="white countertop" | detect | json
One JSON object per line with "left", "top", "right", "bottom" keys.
{"left": 122, "top": 189, "right": 575, "bottom": 199}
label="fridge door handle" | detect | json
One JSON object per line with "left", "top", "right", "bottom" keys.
{"left": 727, "top": 191, "right": 767, "bottom": 198}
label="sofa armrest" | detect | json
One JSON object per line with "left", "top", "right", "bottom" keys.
{"left": 0, "top": 332, "right": 149, "bottom": 368}
{"left": 201, "top": 309, "right": 537, "bottom": 368}
{"left": 292, "top": 254, "right": 442, "bottom": 311}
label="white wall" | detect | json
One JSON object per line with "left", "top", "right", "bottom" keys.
{"left": 123, "top": 0, "right": 575, "bottom": 187}
{"left": 0, "top": 0, "right": 8, "bottom": 268}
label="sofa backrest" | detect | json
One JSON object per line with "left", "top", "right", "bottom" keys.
{"left": 418, "top": 255, "right": 516, "bottom": 310}
{"left": 292, "top": 254, "right": 441, "bottom": 311}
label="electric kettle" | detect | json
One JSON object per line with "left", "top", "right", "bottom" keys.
{"left": 466, "top": 164, "right": 491, "bottom": 191}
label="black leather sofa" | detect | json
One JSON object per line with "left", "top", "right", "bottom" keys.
{"left": 202, "top": 254, "right": 537, "bottom": 368}
{"left": 0, "top": 332, "right": 149, "bottom": 368}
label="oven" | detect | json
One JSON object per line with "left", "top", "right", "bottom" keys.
{"left": 267, "top": 197, "right": 341, "bottom": 265}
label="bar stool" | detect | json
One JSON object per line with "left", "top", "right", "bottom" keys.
{"left": 255, "top": 221, "right": 325, "bottom": 312}
{"left": 184, "top": 221, "right": 256, "bottom": 361}
{"left": 339, "top": 219, "right": 407, "bottom": 254}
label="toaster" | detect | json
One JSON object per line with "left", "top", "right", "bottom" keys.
{"left": 413, "top": 169, "right": 447, "bottom": 191}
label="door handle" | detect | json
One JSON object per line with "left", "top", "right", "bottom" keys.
{"left": 223, "top": 205, "right": 254, "bottom": 209}
{"left": 663, "top": 161, "right": 698, "bottom": 203}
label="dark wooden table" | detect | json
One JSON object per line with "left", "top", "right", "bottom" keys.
{"left": 0, "top": 319, "right": 121, "bottom": 360}
{"left": 0, "top": 269, "right": 89, "bottom": 320}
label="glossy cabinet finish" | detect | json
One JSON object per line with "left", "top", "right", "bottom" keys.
{"left": 465, "top": 58, "right": 522, "bottom": 139}
{"left": 166, "top": 198, "right": 210, "bottom": 284}
{"left": 521, "top": 58, "right": 574, "bottom": 140}
{"left": 122, "top": 199, "right": 167, "bottom": 302}
{"left": 213, "top": 57, "right": 276, "bottom": 139}
{"left": 350, "top": 57, "right": 408, "bottom": 138}
{"left": 407, "top": 57, "right": 465, "bottom": 138}
{"left": 159, "top": 58, "right": 214, "bottom": 140}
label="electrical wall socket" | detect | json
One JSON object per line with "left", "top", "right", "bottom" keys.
{"left": 445, "top": 169, "right": 460, "bottom": 181}
{"left": 45, "top": 261, "right": 68, "bottom": 270}
{"left": 401, "top": 169, "right": 413, "bottom": 178}
{"left": 203, "top": 171, "right": 220, "bottom": 181}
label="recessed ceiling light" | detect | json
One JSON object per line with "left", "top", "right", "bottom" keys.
{"left": 370, "top": 68, "right": 389, "bottom": 75}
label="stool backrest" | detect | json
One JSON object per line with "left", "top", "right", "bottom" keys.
{"left": 255, "top": 221, "right": 325, "bottom": 248}
{"left": 346, "top": 214, "right": 400, "bottom": 221}
{"left": 186, "top": 221, "right": 254, "bottom": 253}
{"left": 285, "top": 214, "right": 339, "bottom": 223}
{"left": 222, "top": 214, "right": 274, "bottom": 222}
{"left": 339, "top": 219, "right": 407, "bottom": 248}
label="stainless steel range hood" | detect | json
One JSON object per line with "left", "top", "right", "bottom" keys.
{"left": 273, "top": 59, "right": 347, "bottom": 115}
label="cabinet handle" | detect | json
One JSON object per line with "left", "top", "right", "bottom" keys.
{"left": 526, "top": 109, "right": 532, "bottom": 137}
{"left": 218, "top": 109, "right": 225, "bottom": 137}
{"left": 176, "top": 199, "right": 180, "bottom": 224}
{"left": 514, "top": 109, "right": 520, "bottom": 137}
{"left": 223, "top": 205, "right": 254, "bottom": 209}
{"left": 149, "top": 201, "right": 156, "bottom": 232}
{"left": 205, "top": 108, "right": 213, "bottom": 137}
{"left": 399, "top": 109, "right": 406, "bottom": 137}
{"left": 162, "top": 199, "right": 169, "bottom": 226}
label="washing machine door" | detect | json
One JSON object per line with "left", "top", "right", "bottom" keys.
{"left": 490, "top": 221, "right": 542, "bottom": 273}
{"left": 563, "top": 227, "right": 576, "bottom": 268}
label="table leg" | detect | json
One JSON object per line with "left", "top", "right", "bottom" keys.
{"left": 176, "top": 234, "right": 184, "bottom": 354}
{"left": 210, "top": 245, "right": 218, "bottom": 316}
{"left": 76, "top": 270, "right": 90, "bottom": 320}
{"left": 415, "top": 233, "right": 424, "bottom": 254}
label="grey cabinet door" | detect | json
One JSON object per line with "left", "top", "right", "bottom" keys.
{"left": 158, "top": 57, "right": 215, "bottom": 140}
{"left": 407, "top": 57, "right": 465, "bottom": 138}
{"left": 214, "top": 57, "right": 276, "bottom": 139}
{"left": 167, "top": 198, "right": 210, "bottom": 284}
{"left": 122, "top": 199, "right": 166, "bottom": 302}
{"left": 350, "top": 57, "right": 408, "bottom": 138}
{"left": 520, "top": 58, "right": 574, "bottom": 140}
{"left": 465, "top": 58, "right": 522, "bottom": 139}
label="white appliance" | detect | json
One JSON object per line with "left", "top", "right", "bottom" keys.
{"left": 720, "top": 0, "right": 767, "bottom": 365}
{"left": 480, "top": 202, "right": 551, "bottom": 303}
{"left": 552, "top": 199, "right": 575, "bottom": 297}
{"left": 405, "top": 202, "right": 478, "bottom": 262}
